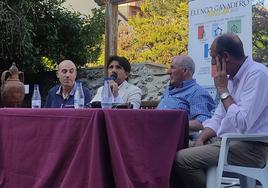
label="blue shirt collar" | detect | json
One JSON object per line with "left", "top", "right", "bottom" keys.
{"left": 168, "top": 79, "right": 196, "bottom": 95}
{"left": 56, "top": 82, "right": 77, "bottom": 98}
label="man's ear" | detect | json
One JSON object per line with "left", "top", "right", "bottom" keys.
{"left": 125, "top": 72, "right": 129, "bottom": 79}
{"left": 223, "top": 52, "right": 230, "bottom": 62}
{"left": 56, "top": 65, "right": 59, "bottom": 78}
{"left": 182, "top": 68, "right": 188, "bottom": 73}
{"left": 56, "top": 70, "right": 60, "bottom": 78}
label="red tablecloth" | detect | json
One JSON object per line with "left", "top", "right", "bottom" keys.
{"left": 0, "top": 108, "right": 188, "bottom": 188}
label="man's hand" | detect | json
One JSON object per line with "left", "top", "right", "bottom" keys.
{"left": 194, "top": 138, "right": 204, "bottom": 147}
{"left": 189, "top": 120, "right": 203, "bottom": 132}
{"left": 214, "top": 56, "right": 235, "bottom": 110}
{"left": 108, "top": 80, "right": 119, "bottom": 97}
{"left": 193, "top": 128, "right": 216, "bottom": 147}
{"left": 214, "top": 56, "right": 228, "bottom": 94}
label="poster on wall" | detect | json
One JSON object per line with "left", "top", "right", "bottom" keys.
{"left": 188, "top": 0, "right": 252, "bottom": 96}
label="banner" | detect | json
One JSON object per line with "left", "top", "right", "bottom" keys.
{"left": 188, "top": 0, "right": 252, "bottom": 90}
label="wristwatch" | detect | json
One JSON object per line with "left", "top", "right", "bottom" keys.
{"left": 220, "top": 91, "right": 230, "bottom": 100}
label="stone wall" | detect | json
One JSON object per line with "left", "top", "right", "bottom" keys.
{"left": 79, "top": 63, "right": 169, "bottom": 101}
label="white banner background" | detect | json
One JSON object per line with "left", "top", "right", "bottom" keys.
{"left": 188, "top": 0, "right": 252, "bottom": 90}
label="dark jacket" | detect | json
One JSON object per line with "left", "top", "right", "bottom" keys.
{"left": 44, "top": 84, "right": 91, "bottom": 108}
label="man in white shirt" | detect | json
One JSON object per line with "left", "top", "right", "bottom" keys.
{"left": 91, "top": 56, "right": 142, "bottom": 109}
{"left": 175, "top": 33, "right": 268, "bottom": 188}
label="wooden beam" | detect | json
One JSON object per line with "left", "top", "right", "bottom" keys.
{"left": 111, "top": 0, "right": 138, "bottom": 5}
{"left": 104, "top": 0, "right": 118, "bottom": 76}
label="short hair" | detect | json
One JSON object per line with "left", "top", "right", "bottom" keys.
{"left": 107, "top": 56, "right": 131, "bottom": 73}
{"left": 177, "top": 55, "right": 195, "bottom": 75}
{"left": 215, "top": 33, "right": 245, "bottom": 60}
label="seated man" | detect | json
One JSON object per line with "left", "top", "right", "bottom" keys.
{"left": 175, "top": 33, "right": 268, "bottom": 188}
{"left": 91, "top": 55, "right": 142, "bottom": 109}
{"left": 157, "top": 55, "right": 215, "bottom": 133}
{"left": 44, "top": 60, "right": 92, "bottom": 108}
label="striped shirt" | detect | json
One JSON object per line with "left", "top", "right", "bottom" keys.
{"left": 157, "top": 79, "right": 216, "bottom": 123}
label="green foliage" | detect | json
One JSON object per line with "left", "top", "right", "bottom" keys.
{"left": 118, "top": 0, "right": 188, "bottom": 66}
{"left": 0, "top": 0, "right": 32, "bottom": 69}
{"left": 141, "top": 0, "right": 187, "bottom": 16}
{"left": 252, "top": 4, "right": 268, "bottom": 62}
{"left": 117, "top": 0, "right": 268, "bottom": 65}
{"left": 82, "top": 8, "right": 105, "bottom": 64}
{"left": 0, "top": 0, "right": 105, "bottom": 73}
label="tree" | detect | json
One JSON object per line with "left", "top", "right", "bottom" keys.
{"left": 141, "top": 0, "right": 186, "bottom": 16}
{"left": 117, "top": 0, "right": 188, "bottom": 65}
{"left": 252, "top": 4, "right": 268, "bottom": 63}
{"left": 0, "top": 0, "right": 105, "bottom": 73}
{"left": 117, "top": 0, "right": 268, "bottom": 65}
{"left": 0, "top": 0, "right": 32, "bottom": 71}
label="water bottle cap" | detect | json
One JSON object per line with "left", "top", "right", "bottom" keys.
{"left": 34, "top": 84, "right": 39, "bottom": 88}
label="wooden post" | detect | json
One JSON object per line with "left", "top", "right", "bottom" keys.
{"left": 104, "top": 0, "right": 118, "bottom": 76}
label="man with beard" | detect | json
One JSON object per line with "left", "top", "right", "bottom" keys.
{"left": 91, "top": 56, "right": 142, "bottom": 109}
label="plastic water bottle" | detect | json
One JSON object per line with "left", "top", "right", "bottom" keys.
{"left": 31, "top": 84, "right": 41, "bottom": 108}
{"left": 74, "top": 81, "right": 85, "bottom": 109}
{"left": 101, "top": 77, "right": 113, "bottom": 109}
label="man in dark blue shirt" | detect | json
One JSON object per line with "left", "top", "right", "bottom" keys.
{"left": 44, "top": 60, "right": 91, "bottom": 108}
{"left": 157, "top": 55, "right": 215, "bottom": 132}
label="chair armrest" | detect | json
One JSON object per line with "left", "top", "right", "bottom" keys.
{"left": 214, "top": 133, "right": 268, "bottom": 188}
{"left": 221, "top": 133, "right": 268, "bottom": 142}
{"left": 219, "top": 133, "right": 268, "bottom": 166}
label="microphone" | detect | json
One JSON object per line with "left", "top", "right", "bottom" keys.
{"left": 110, "top": 72, "right": 118, "bottom": 81}
{"left": 109, "top": 72, "right": 118, "bottom": 92}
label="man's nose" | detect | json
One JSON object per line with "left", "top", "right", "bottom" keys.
{"left": 111, "top": 69, "right": 117, "bottom": 75}
{"left": 65, "top": 71, "right": 71, "bottom": 77}
{"left": 167, "top": 68, "right": 171, "bottom": 75}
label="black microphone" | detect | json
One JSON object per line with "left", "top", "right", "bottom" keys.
{"left": 110, "top": 72, "right": 118, "bottom": 81}
{"left": 109, "top": 72, "right": 118, "bottom": 92}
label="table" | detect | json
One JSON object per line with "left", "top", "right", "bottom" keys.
{"left": 0, "top": 108, "right": 188, "bottom": 188}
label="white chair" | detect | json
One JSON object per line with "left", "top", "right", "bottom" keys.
{"left": 206, "top": 133, "right": 268, "bottom": 188}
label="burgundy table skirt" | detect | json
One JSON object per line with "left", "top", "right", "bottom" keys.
{"left": 0, "top": 108, "right": 188, "bottom": 188}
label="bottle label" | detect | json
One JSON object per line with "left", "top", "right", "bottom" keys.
{"left": 101, "top": 80, "right": 113, "bottom": 108}
{"left": 32, "top": 100, "right": 41, "bottom": 108}
{"left": 74, "top": 83, "right": 85, "bottom": 109}
{"left": 74, "top": 98, "right": 84, "bottom": 109}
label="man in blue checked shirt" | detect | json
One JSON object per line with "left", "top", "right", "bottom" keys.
{"left": 157, "top": 55, "right": 215, "bottom": 133}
